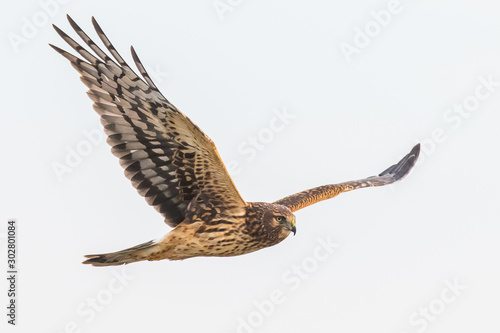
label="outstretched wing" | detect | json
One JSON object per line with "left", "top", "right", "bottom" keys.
{"left": 274, "top": 144, "right": 420, "bottom": 212}
{"left": 51, "top": 16, "right": 246, "bottom": 227}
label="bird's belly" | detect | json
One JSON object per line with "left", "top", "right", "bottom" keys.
{"left": 163, "top": 220, "right": 265, "bottom": 260}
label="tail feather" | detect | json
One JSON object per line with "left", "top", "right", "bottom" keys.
{"left": 83, "top": 240, "right": 159, "bottom": 267}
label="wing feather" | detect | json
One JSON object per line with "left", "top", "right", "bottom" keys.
{"left": 274, "top": 144, "right": 420, "bottom": 212}
{"left": 51, "top": 16, "right": 246, "bottom": 227}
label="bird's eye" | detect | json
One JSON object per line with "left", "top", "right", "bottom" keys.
{"left": 275, "top": 216, "right": 285, "bottom": 222}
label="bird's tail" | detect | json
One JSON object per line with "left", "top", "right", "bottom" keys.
{"left": 83, "top": 240, "right": 161, "bottom": 267}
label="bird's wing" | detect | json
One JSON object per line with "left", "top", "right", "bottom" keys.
{"left": 51, "top": 16, "right": 246, "bottom": 227}
{"left": 274, "top": 144, "right": 420, "bottom": 212}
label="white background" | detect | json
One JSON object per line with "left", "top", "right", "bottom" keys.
{"left": 1, "top": 0, "right": 499, "bottom": 332}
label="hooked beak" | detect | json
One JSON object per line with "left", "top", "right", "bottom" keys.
{"left": 288, "top": 217, "right": 296, "bottom": 235}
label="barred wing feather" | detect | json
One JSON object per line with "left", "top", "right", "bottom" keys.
{"left": 50, "top": 16, "right": 246, "bottom": 227}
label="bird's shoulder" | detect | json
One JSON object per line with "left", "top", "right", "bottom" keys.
{"left": 181, "top": 193, "right": 248, "bottom": 225}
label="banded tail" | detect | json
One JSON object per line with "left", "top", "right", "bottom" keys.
{"left": 83, "top": 240, "right": 161, "bottom": 267}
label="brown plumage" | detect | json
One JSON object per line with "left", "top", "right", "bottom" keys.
{"left": 51, "top": 16, "right": 420, "bottom": 266}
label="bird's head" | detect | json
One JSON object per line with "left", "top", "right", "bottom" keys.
{"left": 262, "top": 204, "right": 296, "bottom": 240}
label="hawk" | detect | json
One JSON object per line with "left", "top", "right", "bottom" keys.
{"left": 51, "top": 16, "right": 420, "bottom": 266}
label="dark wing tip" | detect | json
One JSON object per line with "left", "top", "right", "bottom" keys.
{"left": 378, "top": 143, "right": 420, "bottom": 181}
{"left": 130, "top": 45, "right": 139, "bottom": 60}
{"left": 48, "top": 43, "right": 65, "bottom": 54}
{"left": 52, "top": 23, "right": 69, "bottom": 39}
{"left": 66, "top": 14, "right": 80, "bottom": 30}
{"left": 91, "top": 16, "right": 104, "bottom": 34}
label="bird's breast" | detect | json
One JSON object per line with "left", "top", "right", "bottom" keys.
{"left": 164, "top": 214, "right": 277, "bottom": 259}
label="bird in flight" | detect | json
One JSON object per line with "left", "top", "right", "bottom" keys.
{"left": 51, "top": 16, "right": 420, "bottom": 266}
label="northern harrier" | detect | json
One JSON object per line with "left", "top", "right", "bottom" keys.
{"left": 51, "top": 16, "right": 420, "bottom": 266}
